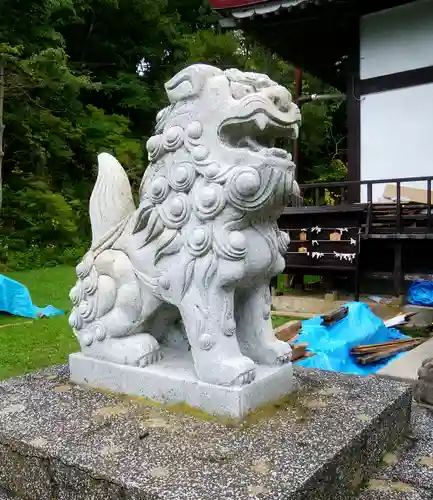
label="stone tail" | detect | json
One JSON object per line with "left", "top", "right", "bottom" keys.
{"left": 89, "top": 153, "right": 135, "bottom": 247}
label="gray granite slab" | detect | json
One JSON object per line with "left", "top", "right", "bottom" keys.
{"left": 0, "top": 365, "right": 411, "bottom": 500}
{"left": 379, "top": 437, "right": 433, "bottom": 490}
{"left": 0, "top": 489, "right": 14, "bottom": 500}
{"left": 411, "top": 405, "right": 433, "bottom": 440}
{"left": 358, "top": 484, "right": 433, "bottom": 500}
{"left": 69, "top": 349, "right": 295, "bottom": 420}
{"left": 357, "top": 406, "right": 433, "bottom": 500}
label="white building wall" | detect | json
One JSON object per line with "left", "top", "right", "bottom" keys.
{"left": 359, "top": 0, "right": 433, "bottom": 202}
{"left": 360, "top": 0, "right": 433, "bottom": 79}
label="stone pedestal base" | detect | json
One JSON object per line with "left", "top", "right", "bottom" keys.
{"left": 69, "top": 349, "right": 294, "bottom": 420}
{"left": 0, "top": 365, "right": 411, "bottom": 500}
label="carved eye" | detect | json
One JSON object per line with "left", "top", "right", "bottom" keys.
{"left": 230, "top": 82, "right": 255, "bottom": 99}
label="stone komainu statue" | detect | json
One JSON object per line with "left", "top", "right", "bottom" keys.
{"left": 69, "top": 64, "right": 301, "bottom": 387}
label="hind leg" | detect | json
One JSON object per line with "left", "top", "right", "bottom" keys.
{"left": 236, "top": 283, "right": 292, "bottom": 365}
{"left": 75, "top": 293, "right": 164, "bottom": 367}
{"left": 70, "top": 249, "right": 163, "bottom": 367}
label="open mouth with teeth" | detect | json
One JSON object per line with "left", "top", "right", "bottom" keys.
{"left": 219, "top": 111, "right": 299, "bottom": 161}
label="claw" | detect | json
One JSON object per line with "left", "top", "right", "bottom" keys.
{"left": 139, "top": 349, "right": 163, "bottom": 367}
{"left": 232, "top": 368, "right": 256, "bottom": 386}
{"left": 276, "top": 353, "right": 292, "bottom": 365}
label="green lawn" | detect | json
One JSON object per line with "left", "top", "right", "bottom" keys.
{"left": 272, "top": 315, "right": 297, "bottom": 329}
{"left": 0, "top": 267, "right": 297, "bottom": 380}
{"left": 0, "top": 266, "right": 79, "bottom": 380}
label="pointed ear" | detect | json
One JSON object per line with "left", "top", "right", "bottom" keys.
{"left": 164, "top": 64, "right": 223, "bottom": 103}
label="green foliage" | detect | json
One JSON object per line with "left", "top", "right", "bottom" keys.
{"left": 315, "top": 159, "right": 348, "bottom": 183}
{"left": 1, "top": 243, "right": 87, "bottom": 272}
{"left": 0, "top": 177, "right": 88, "bottom": 270}
{"left": 77, "top": 105, "right": 144, "bottom": 180}
{"left": 0, "top": 0, "right": 346, "bottom": 271}
{"left": 3, "top": 178, "right": 79, "bottom": 242}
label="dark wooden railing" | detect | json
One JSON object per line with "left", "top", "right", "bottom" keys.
{"left": 294, "top": 175, "right": 433, "bottom": 205}
{"left": 290, "top": 175, "right": 433, "bottom": 236}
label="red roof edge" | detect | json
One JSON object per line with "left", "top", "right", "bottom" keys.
{"left": 209, "top": 0, "right": 268, "bottom": 9}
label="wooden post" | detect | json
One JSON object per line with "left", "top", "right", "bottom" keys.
{"left": 396, "top": 181, "right": 402, "bottom": 233}
{"left": 428, "top": 178, "right": 432, "bottom": 229}
{"left": 346, "top": 21, "right": 361, "bottom": 204}
{"left": 293, "top": 68, "right": 303, "bottom": 179}
{"left": 393, "top": 241, "right": 403, "bottom": 298}
{"left": 354, "top": 238, "right": 360, "bottom": 301}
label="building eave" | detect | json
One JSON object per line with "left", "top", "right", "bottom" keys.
{"left": 216, "top": 0, "right": 417, "bottom": 18}
{"left": 210, "top": 0, "right": 282, "bottom": 9}
{"left": 215, "top": 0, "right": 419, "bottom": 88}
{"left": 218, "top": 0, "right": 322, "bottom": 19}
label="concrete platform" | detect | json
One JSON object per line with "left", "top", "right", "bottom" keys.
{"left": 403, "top": 305, "right": 433, "bottom": 328}
{"left": 69, "top": 349, "right": 294, "bottom": 421}
{"left": 272, "top": 293, "right": 401, "bottom": 319}
{"left": 376, "top": 338, "right": 433, "bottom": 381}
{"left": 0, "top": 365, "right": 411, "bottom": 500}
{"left": 272, "top": 293, "right": 349, "bottom": 315}
{"left": 357, "top": 405, "right": 433, "bottom": 500}
{"left": 0, "top": 489, "right": 13, "bottom": 499}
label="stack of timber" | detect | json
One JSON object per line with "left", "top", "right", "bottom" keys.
{"left": 351, "top": 337, "right": 426, "bottom": 365}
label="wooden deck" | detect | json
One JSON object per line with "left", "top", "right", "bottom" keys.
{"left": 278, "top": 175, "right": 433, "bottom": 298}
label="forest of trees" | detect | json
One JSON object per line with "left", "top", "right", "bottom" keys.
{"left": 0, "top": 0, "right": 347, "bottom": 271}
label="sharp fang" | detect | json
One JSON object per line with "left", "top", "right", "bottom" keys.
{"left": 244, "top": 137, "right": 261, "bottom": 151}
{"left": 254, "top": 113, "right": 268, "bottom": 131}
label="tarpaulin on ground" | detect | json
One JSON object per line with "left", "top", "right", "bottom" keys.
{"left": 407, "top": 280, "right": 433, "bottom": 307}
{"left": 0, "top": 275, "right": 64, "bottom": 319}
{"left": 294, "top": 302, "right": 409, "bottom": 376}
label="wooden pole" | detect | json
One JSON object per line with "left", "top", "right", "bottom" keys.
{"left": 293, "top": 67, "right": 303, "bottom": 179}
{"left": 291, "top": 68, "right": 303, "bottom": 288}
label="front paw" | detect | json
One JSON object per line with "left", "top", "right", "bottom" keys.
{"left": 242, "top": 339, "right": 292, "bottom": 366}
{"left": 267, "top": 340, "right": 292, "bottom": 365}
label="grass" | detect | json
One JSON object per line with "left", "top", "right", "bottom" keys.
{"left": 272, "top": 315, "right": 299, "bottom": 329}
{"left": 0, "top": 266, "right": 78, "bottom": 380}
{"left": 275, "top": 274, "right": 323, "bottom": 295}
{"left": 0, "top": 267, "right": 299, "bottom": 381}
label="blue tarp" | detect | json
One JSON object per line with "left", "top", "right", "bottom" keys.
{"left": 0, "top": 275, "right": 64, "bottom": 319}
{"left": 295, "top": 302, "right": 409, "bottom": 376}
{"left": 407, "top": 280, "right": 433, "bottom": 307}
